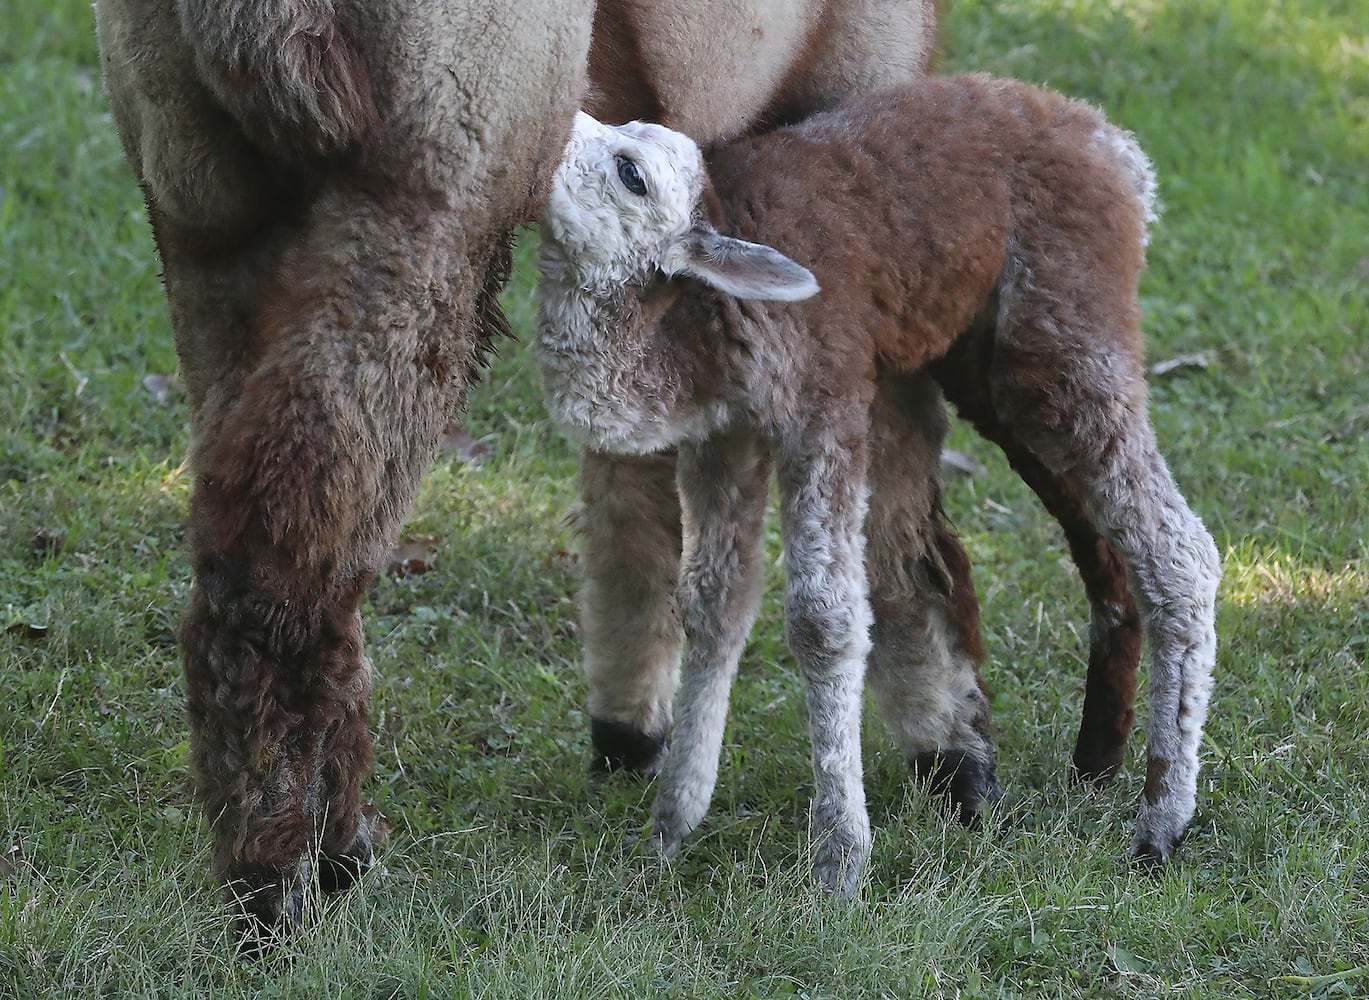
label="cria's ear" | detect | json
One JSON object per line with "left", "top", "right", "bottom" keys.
{"left": 668, "top": 227, "right": 819, "bottom": 302}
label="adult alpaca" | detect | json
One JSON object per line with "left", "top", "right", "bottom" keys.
{"left": 95, "top": 0, "right": 966, "bottom": 941}
{"left": 95, "top": 0, "right": 597, "bottom": 942}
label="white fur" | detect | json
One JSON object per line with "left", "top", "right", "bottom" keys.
{"left": 539, "top": 114, "right": 868, "bottom": 892}
{"left": 544, "top": 113, "right": 707, "bottom": 285}
{"left": 1088, "top": 124, "right": 1161, "bottom": 246}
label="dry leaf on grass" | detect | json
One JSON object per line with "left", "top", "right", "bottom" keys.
{"left": 1147, "top": 353, "right": 1211, "bottom": 377}
{"left": 543, "top": 548, "right": 579, "bottom": 570}
{"left": 0, "top": 843, "right": 25, "bottom": 879}
{"left": 384, "top": 537, "right": 440, "bottom": 577}
{"left": 29, "top": 528, "right": 65, "bottom": 559}
{"left": 440, "top": 423, "right": 491, "bottom": 464}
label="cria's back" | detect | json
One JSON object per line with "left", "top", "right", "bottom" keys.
{"left": 704, "top": 74, "right": 1154, "bottom": 373}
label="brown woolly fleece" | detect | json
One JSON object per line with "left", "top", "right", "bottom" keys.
{"left": 537, "top": 74, "right": 1218, "bottom": 869}
{"left": 93, "top": 0, "right": 952, "bottom": 943}
{"left": 700, "top": 79, "right": 1215, "bottom": 860}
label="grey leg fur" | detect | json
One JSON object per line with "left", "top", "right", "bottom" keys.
{"left": 1084, "top": 439, "right": 1219, "bottom": 861}
{"left": 650, "top": 432, "right": 771, "bottom": 854}
{"left": 993, "top": 268, "right": 1220, "bottom": 862}
{"left": 774, "top": 420, "right": 875, "bottom": 897}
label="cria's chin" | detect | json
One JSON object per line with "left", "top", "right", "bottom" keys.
{"left": 546, "top": 405, "right": 670, "bottom": 458}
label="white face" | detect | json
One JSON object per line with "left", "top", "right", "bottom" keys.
{"left": 544, "top": 112, "right": 707, "bottom": 280}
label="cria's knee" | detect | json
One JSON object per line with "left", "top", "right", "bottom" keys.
{"left": 785, "top": 602, "right": 866, "bottom": 663}
{"left": 1194, "top": 526, "right": 1222, "bottom": 585}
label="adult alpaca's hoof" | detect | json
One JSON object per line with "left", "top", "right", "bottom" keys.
{"left": 230, "top": 815, "right": 384, "bottom": 958}
{"left": 912, "top": 748, "right": 1003, "bottom": 827}
{"left": 319, "top": 808, "right": 385, "bottom": 896}
{"left": 318, "top": 836, "right": 376, "bottom": 896}
{"left": 590, "top": 718, "right": 668, "bottom": 776}
{"left": 229, "top": 859, "right": 315, "bottom": 959}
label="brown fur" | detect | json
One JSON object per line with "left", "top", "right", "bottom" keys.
{"left": 712, "top": 79, "right": 1154, "bottom": 787}
{"left": 569, "top": 3, "right": 1000, "bottom": 809}
{"left": 95, "top": 0, "right": 953, "bottom": 939}
{"left": 97, "top": 0, "right": 597, "bottom": 943}
{"left": 929, "top": 321, "right": 1145, "bottom": 781}
{"left": 176, "top": 0, "right": 378, "bottom": 161}
{"left": 1144, "top": 756, "right": 1172, "bottom": 807}
{"left": 540, "top": 74, "right": 1218, "bottom": 863}
{"left": 586, "top": 0, "right": 667, "bottom": 125}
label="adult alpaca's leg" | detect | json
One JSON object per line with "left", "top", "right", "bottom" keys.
{"left": 168, "top": 193, "right": 489, "bottom": 937}
{"left": 97, "top": 0, "right": 595, "bottom": 946}
{"left": 863, "top": 373, "right": 1001, "bottom": 824}
{"left": 578, "top": 449, "right": 684, "bottom": 774}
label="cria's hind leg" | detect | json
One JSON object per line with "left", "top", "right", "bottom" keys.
{"left": 999, "top": 443, "right": 1143, "bottom": 784}
{"left": 932, "top": 333, "right": 1144, "bottom": 786}
{"left": 1097, "top": 448, "right": 1218, "bottom": 863}
{"left": 992, "top": 311, "right": 1219, "bottom": 864}
{"left": 649, "top": 432, "right": 771, "bottom": 858}
{"left": 864, "top": 374, "right": 1001, "bottom": 824}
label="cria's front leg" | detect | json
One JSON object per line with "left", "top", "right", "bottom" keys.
{"left": 776, "top": 426, "right": 874, "bottom": 897}
{"left": 649, "top": 432, "right": 772, "bottom": 858}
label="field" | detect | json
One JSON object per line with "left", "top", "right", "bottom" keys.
{"left": 2, "top": 0, "right": 1366, "bottom": 996}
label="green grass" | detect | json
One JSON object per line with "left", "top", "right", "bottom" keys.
{"left": 2, "top": 0, "right": 1367, "bottom": 996}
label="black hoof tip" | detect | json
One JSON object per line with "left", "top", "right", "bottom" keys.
{"left": 590, "top": 718, "right": 667, "bottom": 776}
{"left": 318, "top": 837, "right": 375, "bottom": 896}
{"left": 1129, "top": 837, "right": 1179, "bottom": 871}
{"left": 231, "top": 878, "right": 311, "bottom": 960}
{"left": 912, "top": 749, "right": 1003, "bottom": 827}
{"left": 1070, "top": 754, "right": 1123, "bottom": 789}
{"left": 234, "top": 913, "right": 289, "bottom": 962}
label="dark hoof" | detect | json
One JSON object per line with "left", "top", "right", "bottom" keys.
{"left": 912, "top": 749, "right": 1003, "bottom": 827}
{"left": 590, "top": 718, "right": 667, "bottom": 776}
{"left": 1070, "top": 748, "right": 1124, "bottom": 788}
{"left": 229, "top": 869, "right": 313, "bottom": 959}
{"left": 1129, "top": 835, "right": 1180, "bottom": 870}
{"left": 318, "top": 835, "right": 376, "bottom": 896}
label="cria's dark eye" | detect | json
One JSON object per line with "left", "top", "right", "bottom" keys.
{"left": 616, "top": 155, "right": 647, "bottom": 196}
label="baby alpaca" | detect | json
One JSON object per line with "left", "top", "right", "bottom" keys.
{"left": 537, "top": 75, "right": 1220, "bottom": 888}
